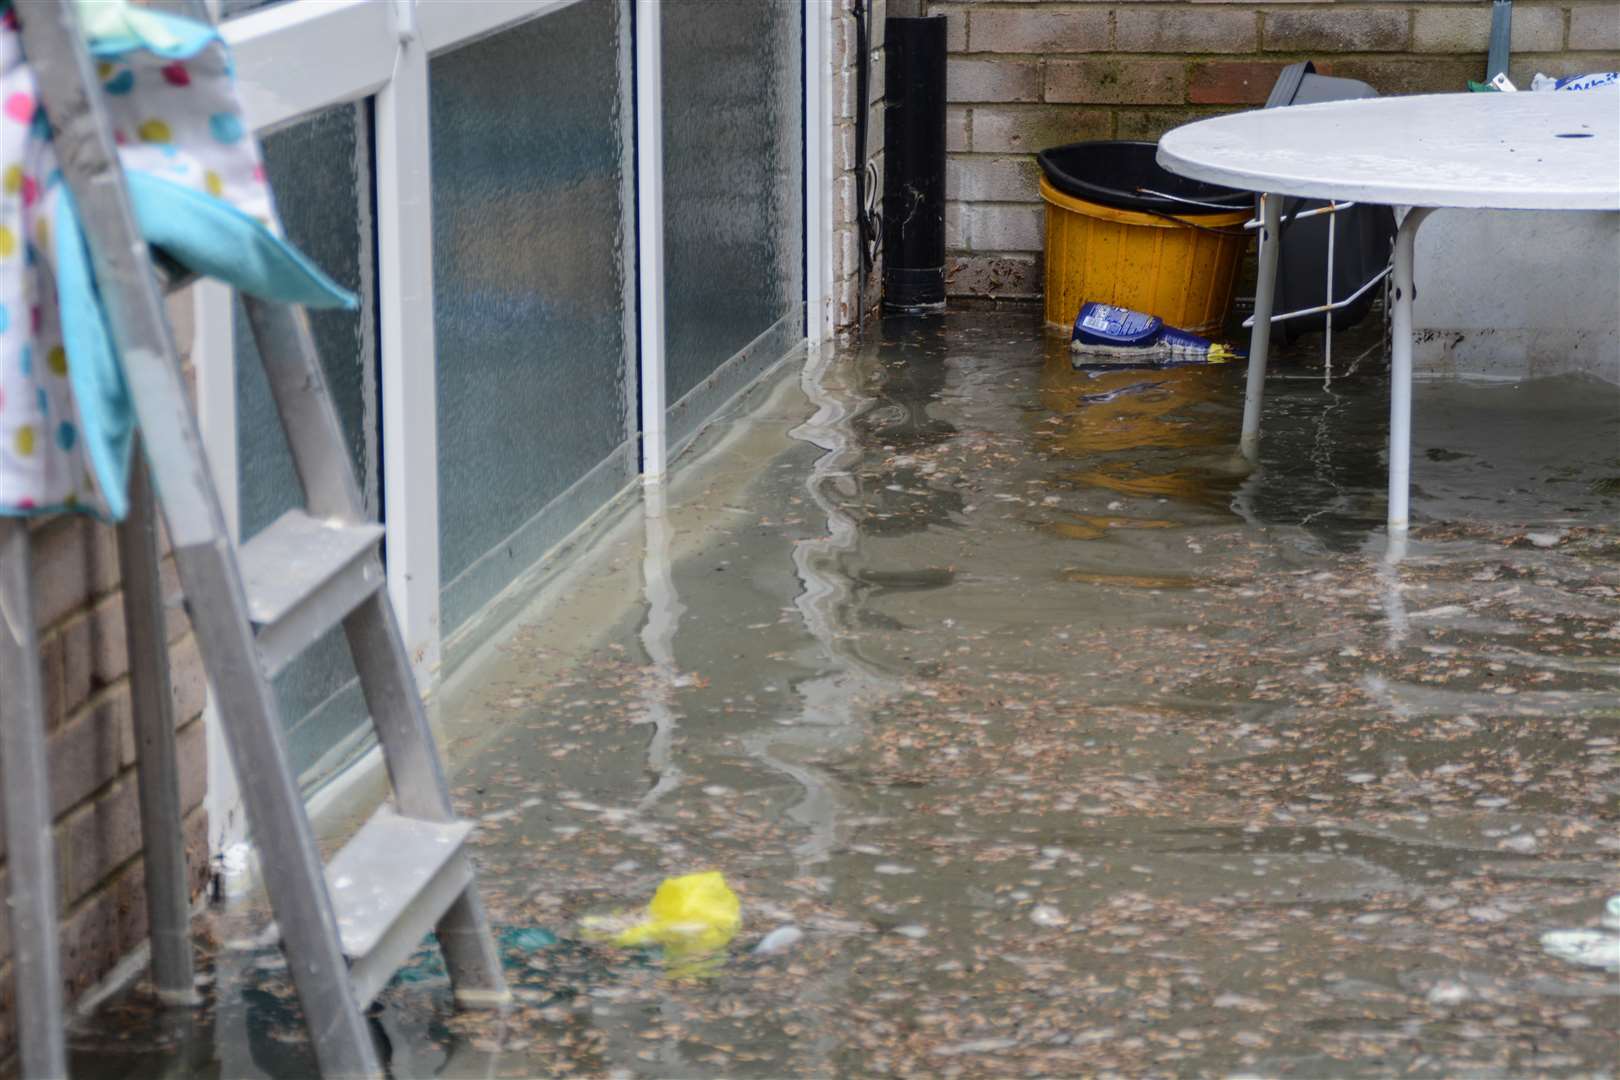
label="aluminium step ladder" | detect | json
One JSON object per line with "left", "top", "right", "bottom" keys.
{"left": 0, "top": 3, "right": 510, "bottom": 1077}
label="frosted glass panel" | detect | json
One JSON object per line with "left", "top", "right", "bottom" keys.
{"left": 431, "top": 0, "right": 636, "bottom": 636}
{"left": 662, "top": 0, "right": 804, "bottom": 407}
{"left": 238, "top": 105, "right": 375, "bottom": 536}
{"left": 235, "top": 103, "right": 377, "bottom": 786}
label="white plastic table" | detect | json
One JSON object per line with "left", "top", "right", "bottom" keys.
{"left": 1157, "top": 90, "right": 1620, "bottom": 540}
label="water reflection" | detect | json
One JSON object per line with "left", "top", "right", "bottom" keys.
{"left": 1039, "top": 356, "right": 1232, "bottom": 455}
{"left": 635, "top": 486, "right": 685, "bottom": 811}
{"left": 1036, "top": 332, "right": 1247, "bottom": 514}
{"left": 847, "top": 320, "right": 963, "bottom": 536}
{"left": 741, "top": 342, "right": 900, "bottom": 870}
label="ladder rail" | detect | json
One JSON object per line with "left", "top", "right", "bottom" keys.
{"left": 17, "top": 5, "right": 384, "bottom": 1075}
{"left": 119, "top": 450, "right": 200, "bottom": 1005}
{"left": 343, "top": 588, "right": 509, "bottom": 1003}
{"left": 244, "top": 274, "right": 509, "bottom": 1007}
{"left": 0, "top": 521, "right": 69, "bottom": 1080}
{"left": 240, "top": 297, "right": 366, "bottom": 522}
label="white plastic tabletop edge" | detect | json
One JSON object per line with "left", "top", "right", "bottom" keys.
{"left": 1157, "top": 91, "right": 1620, "bottom": 211}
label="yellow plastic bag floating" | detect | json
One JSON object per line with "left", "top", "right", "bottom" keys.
{"left": 583, "top": 871, "right": 740, "bottom": 976}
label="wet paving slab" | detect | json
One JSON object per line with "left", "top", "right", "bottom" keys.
{"left": 70, "top": 311, "right": 1619, "bottom": 1077}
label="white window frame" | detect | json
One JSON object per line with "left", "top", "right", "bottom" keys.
{"left": 804, "top": 0, "right": 833, "bottom": 346}
{"left": 197, "top": 0, "right": 833, "bottom": 858}
{"left": 199, "top": 0, "right": 583, "bottom": 682}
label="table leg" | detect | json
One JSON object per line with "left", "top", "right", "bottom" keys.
{"left": 1240, "top": 193, "right": 1282, "bottom": 462}
{"left": 1387, "top": 207, "right": 1435, "bottom": 539}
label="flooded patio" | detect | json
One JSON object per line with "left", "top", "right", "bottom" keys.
{"left": 74, "top": 310, "right": 1619, "bottom": 1077}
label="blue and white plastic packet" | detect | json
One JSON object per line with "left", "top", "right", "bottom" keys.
{"left": 1069, "top": 302, "right": 1241, "bottom": 370}
{"left": 1529, "top": 71, "right": 1618, "bottom": 92}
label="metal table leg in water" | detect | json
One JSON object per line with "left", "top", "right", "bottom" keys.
{"left": 1242, "top": 195, "right": 1435, "bottom": 547}
{"left": 1386, "top": 206, "right": 1435, "bottom": 538}
{"left": 1240, "top": 193, "right": 1284, "bottom": 461}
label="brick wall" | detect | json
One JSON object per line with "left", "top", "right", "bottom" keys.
{"left": 833, "top": 0, "right": 887, "bottom": 334}
{"left": 931, "top": 0, "right": 1620, "bottom": 299}
{"left": 1, "top": 291, "right": 210, "bottom": 1063}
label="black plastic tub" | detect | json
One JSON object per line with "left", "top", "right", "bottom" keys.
{"left": 1035, "top": 140, "right": 1250, "bottom": 214}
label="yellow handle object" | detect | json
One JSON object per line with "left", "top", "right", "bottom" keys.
{"left": 607, "top": 871, "right": 741, "bottom": 954}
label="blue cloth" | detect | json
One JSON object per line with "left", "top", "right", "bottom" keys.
{"left": 0, "top": 5, "right": 357, "bottom": 520}
{"left": 84, "top": 7, "right": 220, "bottom": 62}
{"left": 51, "top": 177, "right": 355, "bottom": 519}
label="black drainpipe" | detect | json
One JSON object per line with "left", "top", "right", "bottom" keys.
{"left": 881, "top": 14, "right": 946, "bottom": 312}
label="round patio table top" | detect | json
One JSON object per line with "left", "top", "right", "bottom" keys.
{"left": 1157, "top": 89, "right": 1620, "bottom": 212}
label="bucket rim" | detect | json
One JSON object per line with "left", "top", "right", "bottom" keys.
{"left": 1038, "top": 176, "right": 1249, "bottom": 229}
{"left": 1036, "top": 139, "right": 1253, "bottom": 214}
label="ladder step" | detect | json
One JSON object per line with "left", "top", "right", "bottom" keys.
{"left": 325, "top": 807, "right": 476, "bottom": 1006}
{"left": 238, "top": 510, "right": 385, "bottom": 674}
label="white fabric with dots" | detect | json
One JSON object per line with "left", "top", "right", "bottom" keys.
{"left": 0, "top": 15, "right": 277, "bottom": 517}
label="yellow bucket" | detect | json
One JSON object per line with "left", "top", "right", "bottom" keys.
{"left": 1040, "top": 175, "right": 1248, "bottom": 336}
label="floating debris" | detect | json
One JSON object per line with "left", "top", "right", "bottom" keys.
{"left": 583, "top": 871, "right": 740, "bottom": 958}
{"left": 1541, "top": 930, "right": 1620, "bottom": 972}
{"left": 1029, "top": 905, "right": 1068, "bottom": 928}
{"left": 753, "top": 925, "right": 805, "bottom": 956}
{"left": 1541, "top": 895, "right": 1620, "bottom": 972}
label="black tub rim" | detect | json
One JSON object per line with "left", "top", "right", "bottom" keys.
{"left": 1036, "top": 140, "right": 1252, "bottom": 215}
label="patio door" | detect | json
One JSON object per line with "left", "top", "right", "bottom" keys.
{"left": 660, "top": 0, "right": 805, "bottom": 452}
{"left": 200, "top": 0, "right": 819, "bottom": 857}
{"left": 430, "top": 0, "right": 639, "bottom": 643}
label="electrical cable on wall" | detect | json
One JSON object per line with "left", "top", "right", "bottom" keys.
{"left": 850, "top": 0, "right": 880, "bottom": 331}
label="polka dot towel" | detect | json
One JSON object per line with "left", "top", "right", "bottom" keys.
{"left": 0, "top": 6, "right": 353, "bottom": 520}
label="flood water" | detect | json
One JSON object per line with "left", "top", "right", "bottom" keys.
{"left": 74, "top": 312, "right": 1619, "bottom": 1077}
